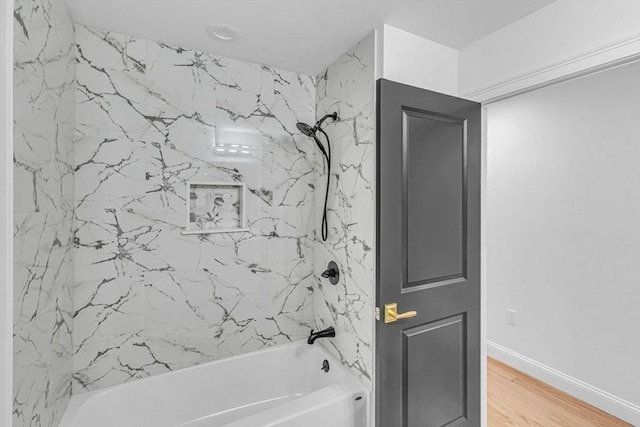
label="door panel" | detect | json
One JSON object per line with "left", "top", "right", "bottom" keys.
{"left": 376, "top": 79, "right": 481, "bottom": 427}
{"left": 404, "top": 315, "right": 466, "bottom": 427}
{"left": 404, "top": 109, "right": 466, "bottom": 286}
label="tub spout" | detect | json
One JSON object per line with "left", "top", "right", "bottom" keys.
{"left": 307, "top": 327, "right": 335, "bottom": 345}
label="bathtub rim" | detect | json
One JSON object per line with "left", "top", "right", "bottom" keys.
{"left": 61, "top": 340, "right": 369, "bottom": 427}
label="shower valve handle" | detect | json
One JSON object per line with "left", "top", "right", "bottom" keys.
{"left": 320, "top": 261, "right": 340, "bottom": 285}
{"left": 321, "top": 268, "right": 337, "bottom": 278}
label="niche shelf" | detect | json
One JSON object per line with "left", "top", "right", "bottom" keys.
{"left": 182, "top": 181, "right": 249, "bottom": 235}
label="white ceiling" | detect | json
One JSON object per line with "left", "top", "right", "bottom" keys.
{"left": 65, "top": 0, "right": 555, "bottom": 76}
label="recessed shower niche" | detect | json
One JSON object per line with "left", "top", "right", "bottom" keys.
{"left": 183, "top": 181, "right": 248, "bottom": 234}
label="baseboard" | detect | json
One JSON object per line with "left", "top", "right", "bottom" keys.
{"left": 487, "top": 341, "right": 640, "bottom": 426}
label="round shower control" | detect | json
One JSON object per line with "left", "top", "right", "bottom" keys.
{"left": 321, "top": 261, "right": 340, "bottom": 285}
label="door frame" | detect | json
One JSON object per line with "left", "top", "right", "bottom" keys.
{"left": 0, "top": 1, "right": 14, "bottom": 425}
{"left": 471, "top": 30, "right": 640, "bottom": 427}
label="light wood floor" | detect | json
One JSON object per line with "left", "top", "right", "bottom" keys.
{"left": 487, "top": 357, "right": 631, "bottom": 427}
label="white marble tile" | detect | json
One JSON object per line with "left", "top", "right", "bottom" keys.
{"left": 13, "top": 0, "right": 75, "bottom": 425}
{"left": 73, "top": 200, "right": 316, "bottom": 392}
{"left": 13, "top": 211, "right": 74, "bottom": 329}
{"left": 73, "top": 25, "right": 318, "bottom": 392}
{"left": 74, "top": 207, "right": 171, "bottom": 282}
{"left": 72, "top": 332, "right": 170, "bottom": 392}
{"left": 14, "top": 0, "right": 75, "bottom": 216}
{"left": 72, "top": 276, "right": 144, "bottom": 350}
{"left": 74, "top": 25, "right": 146, "bottom": 73}
{"left": 71, "top": 275, "right": 146, "bottom": 393}
{"left": 13, "top": 209, "right": 74, "bottom": 427}
{"left": 143, "top": 269, "right": 313, "bottom": 367}
{"left": 313, "top": 33, "right": 376, "bottom": 388}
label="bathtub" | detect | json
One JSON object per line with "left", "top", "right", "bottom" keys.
{"left": 59, "top": 341, "right": 369, "bottom": 427}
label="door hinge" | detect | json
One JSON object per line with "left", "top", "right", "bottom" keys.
{"left": 375, "top": 306, "right": 380, "bottom": 321}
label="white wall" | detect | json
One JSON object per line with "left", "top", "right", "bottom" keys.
{"left": 486, "top": 61, "right": 640, "bottom": 424}
{"left": 459, "top": 0, "right": 640, "bottom": 101}
{"left": 0, "top": 0, "right": 13, "bottom": 425}
{"left": 376, "top": 25, "right": 458, "bottom": 96}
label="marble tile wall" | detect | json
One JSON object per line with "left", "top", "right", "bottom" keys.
{"left": 72, "top": 25, "right": 318, "bottom": 393}
{"left": 13, "top": 0, "right": 76, "bottom": 425}
{"left": 313, "top": 34, "right": 376, "bottom": 388}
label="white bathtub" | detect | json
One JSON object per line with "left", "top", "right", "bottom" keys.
{"left": 59, "top": 341, "right": 369, "bottom": 427}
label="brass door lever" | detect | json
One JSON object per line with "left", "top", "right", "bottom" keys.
{"left": 384, "top": 303, "right": 417, "bottom": 323}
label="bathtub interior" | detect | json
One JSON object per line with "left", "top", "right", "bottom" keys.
{"left": 60, "top": 341, "right": 369, "bottom": 427}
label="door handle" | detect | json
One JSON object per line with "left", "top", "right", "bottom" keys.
{"left": 384, "top": 303, "right": 417, "bottom": 324}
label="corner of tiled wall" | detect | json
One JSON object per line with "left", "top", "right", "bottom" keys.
{"left": 312, "top": 32, "right": 377, "bottom": 390}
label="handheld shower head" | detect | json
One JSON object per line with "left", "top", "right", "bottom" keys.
{"left": 296, "top": 121, "right": 316, "bottom": 138}
{"left": 296, "top": 112, "right": 338, "bottom": 139}
{"left": 296, "top": 121, "right": 329, "bottom": 160}
{"left": 295, "top": 112, "right": 339, "bottom": 242}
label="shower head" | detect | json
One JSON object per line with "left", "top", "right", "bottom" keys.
{"left": 296, "top": 122, "right": 328, "bottom": 160}
{"left": 295, "top": 112, "right": 338, "bottom": 243}
{"left": 297, "top": 113, "right": 336, "bottom": 161}
{"left": 296, "top": 121, "right": 316, "bottom": 138}
{"left": 296, "top": 112, "right": 338, "bottom": 139}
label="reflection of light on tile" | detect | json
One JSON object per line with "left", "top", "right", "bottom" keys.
{"left": 212, "top": 127, "right": 264, "bottom": 163}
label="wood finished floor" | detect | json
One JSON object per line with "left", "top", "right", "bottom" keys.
{"left": 487, "top": 357, "right": 631, "bottom": 427}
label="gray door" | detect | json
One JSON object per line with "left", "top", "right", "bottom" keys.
{"left": 376, "top": 79, "right": 481, "bottom": 427}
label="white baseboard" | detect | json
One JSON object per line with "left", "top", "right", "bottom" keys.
{"left": 487, "top": 341, "right": 640, "bottom": 426}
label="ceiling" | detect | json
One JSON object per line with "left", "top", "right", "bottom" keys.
{"left": 65, "top": 0, "right": 555, "bottom": 76}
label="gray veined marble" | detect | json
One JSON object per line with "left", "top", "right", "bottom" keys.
{"left": 72, "top": 25, "right": 319, "bottom": 393}
{"left": 313, "top": 34, "right": 376, "bottom": 389}
{"left": 13, "top": 0, "right": 76, "bottom": 217}
{"left": 13, "top": 2, "right": 377, "bottom": 415}
{"left": 13, "top": 211, "right": 75, "bottom": 427}
{"left": 13, "top": 0, "right": 76, "bottom": 425}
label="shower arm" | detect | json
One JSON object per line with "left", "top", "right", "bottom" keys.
{"left": 315, "top": 112, "right": 338, "bottom": 130}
